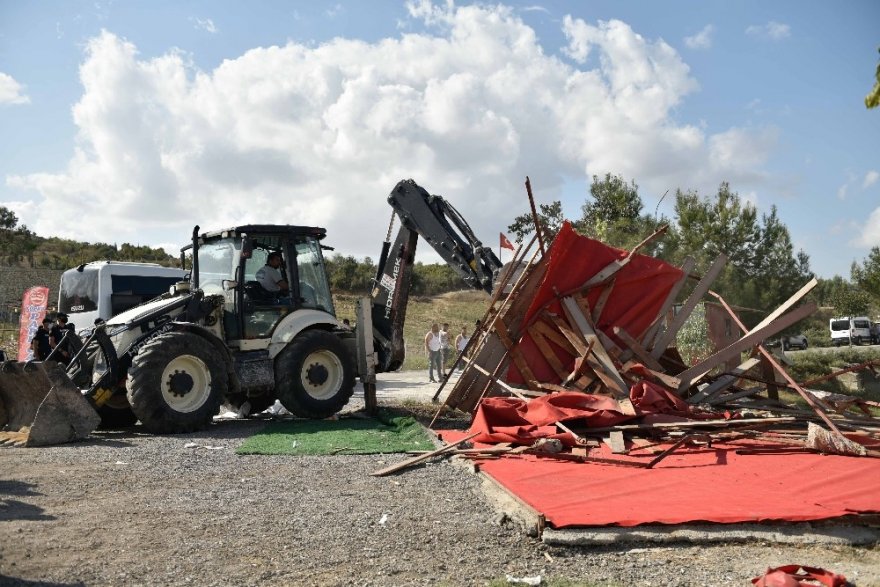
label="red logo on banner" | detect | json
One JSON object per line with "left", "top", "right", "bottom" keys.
{"left": 18, "top": 286, "right": 50, "bottom": 361}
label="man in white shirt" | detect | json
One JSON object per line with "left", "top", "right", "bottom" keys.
{"left": 424, "top": 322, "right": 444, "bottom": 383}
{"left": 255, "top": 252, "right": 289, "bottom": 295}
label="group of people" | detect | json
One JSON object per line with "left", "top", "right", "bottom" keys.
{"left": 424, "top": 322, "right": 471, "bottom": 383}
{"left": 30, "top": 312, "right": 76, "bottom": 364}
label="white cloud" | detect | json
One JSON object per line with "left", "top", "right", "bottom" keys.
{"left": 684, "top": 25, "right": 714, "bottom": 50}
{"left": 0, "top": 72, "right": 30, "bottom": 105}
{"left": 191, "top": 17, "right": 218, "bottom": 34}
{"left": 837, "top": 183, "right": 848, "bottom": 200}
{"left": 856, "top": 207, "right": 880, "bottom": 247}
{"left": 746, "top": 21, "right": 791, "bottom": 41}
{"left": 863, "top": 170, "right": 879, "bottom": 189}
{"left": 6, "top": 4, "right": 782, "bottom": 259}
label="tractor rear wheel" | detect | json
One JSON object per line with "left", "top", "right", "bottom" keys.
{"left": 275, "top": 330, "right": 355, "bottom": 419}
{"left": 127, "top": 332, "right": 227, "bottom": 433}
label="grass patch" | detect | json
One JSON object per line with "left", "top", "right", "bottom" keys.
{"left": 785, "top": 347, "right": 880, "bottom": 401}
{"left": 236, "top": 409, "right": 434, "bottom": 456}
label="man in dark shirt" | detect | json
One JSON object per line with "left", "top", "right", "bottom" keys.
{"left": 50, "top": 313, "right": 75, "bottom": 365}
{"left": 31, "top": 318, "right": 53, "bottom": 361}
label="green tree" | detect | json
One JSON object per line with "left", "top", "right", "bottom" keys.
{"left": 668, "top": 183, "right": 811, "bottom": 312}
{"left": 507, "top": 200, "right": 565, "bottom": 244}
{"left": 576, "top": 173, "right": 669, "bottom": 256}
{"left": 866, "top": 47, "right": 880, "bottom": 109}
{"left": 851, "top": 246, "right": 880, "bottom": 301}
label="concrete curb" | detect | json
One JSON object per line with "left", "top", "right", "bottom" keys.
{"left": 543, "top": 521, "right": 880, "bottom": 546}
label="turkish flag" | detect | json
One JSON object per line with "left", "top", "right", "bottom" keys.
{"left": 500, "top": 232, "right": 515, "bottom": 250}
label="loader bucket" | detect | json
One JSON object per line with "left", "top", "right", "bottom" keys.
{"left": 0, "top": 360, "right": 101, "bottom": 447}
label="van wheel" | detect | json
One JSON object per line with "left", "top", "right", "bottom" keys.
{"left": 127, "top": 332, "right": 227, "bottom": 433}
{"left": 275, "top": 330, "right": 355, "bottom": 419}
{"left": 782, "top": 341, "right": 790, "bottom": 351}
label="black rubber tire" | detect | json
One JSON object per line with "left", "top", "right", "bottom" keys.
{"left": 126, "top": 332, "right": 227, "bottom": 434}
{"left": 782, "top": 341, "right": 790, "bottom": 351}
{"left": 802, "top": 341, "right": 808, "bottom": 349}
{"left": 97, "top": 393, "right": 138, "bottom": 429}
{"left": 275, "top": 329, "right": 355, "bottom": 419}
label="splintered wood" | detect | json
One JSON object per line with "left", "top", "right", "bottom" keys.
{"left": 431, "top": 221, "right": 880, "bottom": 463}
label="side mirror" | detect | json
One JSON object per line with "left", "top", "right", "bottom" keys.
{"left": 222, "top": 280, "right": 238, "bottom": 291}
{"left": 241, "top": 236, "right": 253, "bottom": 259}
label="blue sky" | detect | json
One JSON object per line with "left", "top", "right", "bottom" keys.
{"left": 1, "top": 0, "right": 878, "bottom": 280}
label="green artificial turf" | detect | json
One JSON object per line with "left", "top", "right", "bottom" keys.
{"left": 236, "top": 410, "right": 435, "bottom": 455}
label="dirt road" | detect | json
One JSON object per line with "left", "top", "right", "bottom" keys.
{"left": 2, "top": 371, "right": 879, "bottom": 586}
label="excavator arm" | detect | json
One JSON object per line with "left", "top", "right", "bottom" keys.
{"left": 370, "top": 179, "right": 503, "bottom": 372}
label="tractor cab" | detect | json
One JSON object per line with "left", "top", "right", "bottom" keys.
{"left": 188, "top": 225, "right": 336, "bottom": 341}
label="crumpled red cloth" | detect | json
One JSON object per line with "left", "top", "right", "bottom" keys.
{"left": 752, "top": 565, "right": 847, "bottom": 587}
{"left": 630, "top": 380, "right": 690, "bottom": 414}
{"left": 468, "top": 392, "right": 635, "bottom": 445}
{"left": 468, "top": 382, "right": 715, "bottom": 445}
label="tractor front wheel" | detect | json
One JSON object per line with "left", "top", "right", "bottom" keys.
{"left": 275, "top": 330, "right": 355, "bottom": 419}
{"left": 127, "top": 332, "right": 227, "bottom": 434}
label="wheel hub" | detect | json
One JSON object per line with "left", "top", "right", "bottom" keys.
{"left": 167, "top": 370, "right": 194, "bottom": 397}
{"left": 306, "top": 363, "right": 329, "bottom": 387}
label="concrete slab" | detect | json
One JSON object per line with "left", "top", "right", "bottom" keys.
{"left": 543, "top": 522, "right": 880, "bottom": 547}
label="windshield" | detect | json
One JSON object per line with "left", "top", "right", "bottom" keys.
{"left": 296, "top": 237, "right": 334, "bottom": 314}
{"left": 830, "top": 320, "right": 850, "bottom": 331}
{"left": 59, "top": 269, "right": 99, "bottom": 314}
{"left": 853, "top": 319, "right": 870, "bottom": 329}
{"left": 198, "top": 238, "right": 239, "bottom": 295}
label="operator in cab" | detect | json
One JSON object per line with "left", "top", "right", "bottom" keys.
{"left": 255, "top": 252, "right": 289, "bottom": 296}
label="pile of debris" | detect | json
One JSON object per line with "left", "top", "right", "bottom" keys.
{"left": 427, "top": 220, "right": 880, "bottom": 465}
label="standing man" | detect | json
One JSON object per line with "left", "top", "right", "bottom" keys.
{"left": 454, "top": 326, "right": 470, "bottom": 371}
{"left": 31, "top": 317, "right": 53, "bottom": 361}
{"left": 424, "top": 323, "right": 444, "bottom": 383}
{"left": 439, "top": 322, "right": 451, "bottom": 372}
{"left": 50, "top": 313, "right": 75, "bottom": 365}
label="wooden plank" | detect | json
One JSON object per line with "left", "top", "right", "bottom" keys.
{"left": 574, "top": 293, "right": 623, "bottom": 357}
{"left": 613, "top": 326, "right": 665, "bottom": 372}
{"left": 676, "top": 302, "right": 817, "bottom": 392}
{"left": 561, "top": 297, "right": 628, "bottom": 397}
{"left": 582, "top": 416, "right": 796, "bottom": 435}
{"left": 527, "top": 324, "right": 569, "bottom": 380}
{"left": 591, "top": 279, "right": 615, "bottom": 324}
{"left": 494, "top": 319, "right": 539, "bottom": 388}
{"left": 546, "top": 313, "right": 588, "bottom": 356}
{"left": 651, "top": 254, "right": 727, "bottom": 359}
{"left": 533, "top": 317, "right": 577, "bottom": 355}
{"left": 370, "top": 433, "right": 479, "bottom": 476}
{"left": 606, "top": 430, "right": 626, "bottom": 454}
{"left": 687, "top": 357, "right": 761, "bottom": 404}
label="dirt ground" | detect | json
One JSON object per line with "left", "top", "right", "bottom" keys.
{"left": 2, "top": 372, "right": 880, "bottom": 586}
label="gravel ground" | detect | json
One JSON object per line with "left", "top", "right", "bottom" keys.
{"left": 2, "top": 372, "right": 879, "bottom": 587}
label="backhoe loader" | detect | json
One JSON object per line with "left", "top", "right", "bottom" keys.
{"left": 0, "top": 179, "right": 504, "bottom": 446}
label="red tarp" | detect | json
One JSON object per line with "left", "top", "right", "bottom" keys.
{"left": 441, "top": 429, "right": 880, "bottom": 528}
{"left": 507, "top": 222, "right": 684, "bottom": 385}
{"left": 468, "top": 386, "right": 715, "bottom": 446}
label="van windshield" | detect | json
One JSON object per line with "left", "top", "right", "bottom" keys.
{"left": 854, "top": 319, "right": 870, "bottom": 329}
{"left": 59, "top": 269, "right": 99, "bottom": 314}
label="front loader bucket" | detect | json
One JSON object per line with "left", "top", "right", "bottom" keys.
{"left": 0, "top": 361, "right": 101, "bottom": 447}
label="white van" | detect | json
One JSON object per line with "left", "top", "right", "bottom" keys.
{"left": 829, "top": 316, "right": 872, "bottom": 346}
{"left": 58, "top": 261, "right": 187, "bottom": 333}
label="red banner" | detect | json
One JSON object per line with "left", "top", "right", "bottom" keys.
{"left": 17, "top": 286, "right": 50, "bottom": 361}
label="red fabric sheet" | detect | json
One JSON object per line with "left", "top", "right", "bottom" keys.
{"left": 507, "top": 222, "right": 684, "bottom": 384}
{"left": 468, "top": 387, "right": 724, "bottom": 445}
{"left": 440, "top": 430, "right": 880, "bottom": 528}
